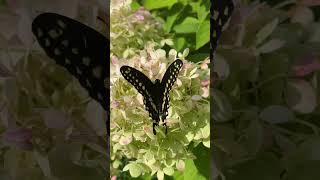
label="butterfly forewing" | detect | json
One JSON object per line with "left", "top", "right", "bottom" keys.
{"left": 32, "top": 13, "right": 109, "bottom": 111}
{"left": 160, "top": 59, "right": 183, "bottom": 120}
{"left": 120, "top": 66, "right": 158, "bottom": 119}
{"left": 210, "top": 0, "right": 234, "bottom": 59}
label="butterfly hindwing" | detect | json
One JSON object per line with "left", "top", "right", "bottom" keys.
{"left": 210, "top": 0, "right": 234, "bottom": 59}
{"left": 32, "top": 13, "right": 109, "bottom": 111}
{"left": 160, "top": 59, "right": 183, "bottom": 120}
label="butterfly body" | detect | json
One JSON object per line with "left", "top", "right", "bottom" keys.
{"left": 120, "top": 59, "right": 183, "bottom": 135}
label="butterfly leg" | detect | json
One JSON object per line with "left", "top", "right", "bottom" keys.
{"left": 164, "top": 122, "right": 167, "bottom": 134}
{"left": 153, "top": 122, "right": 157, "bottom": 135}
{"left": 161, "top": 116, "right": 167, "bottom": 134}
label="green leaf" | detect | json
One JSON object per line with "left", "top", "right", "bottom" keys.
{"left": 196, "top": 20, "right": 210, "bottom": 49}
{"left": 131, "top": 1, "right": 141, "bottom": 11}
{"left": 259, "top": 53, "right": 289, "bottom": 106}
{"left": 172, "top": 159, "right": 207, "bottom": 180}
{"left": 33, "top": 151, "right": 51, "bottom": 177}
{"left": 123, "top": 163, "right": 142, "bottom": 178}
{"left": 0, "top": 0, "right": 5, "bottom": 5}
{"left": 173, "top": 17, "right": 199, "bottom": 33}
{"left": 187, "top": 53, "right": 209, "bottom": 62}
{"left": 260, "top": 105, "right": 294, "bottom": 124}
{"left": 246, "top": 118, "right": 263, "bottom": 154}
{"left": 193, "top": 143, "right": 210, "bottom": 178}
{"left": 163, "top": 4, "right": 183, "bottom": 32}
{"left": 288, "top": 160, "right": 320, "bottom": 180}
{"left": 256, "top": 18, "right": 279, "bottom": 46}
{"left": 197, "top": 2, "right": 210, "bottom": 22}
{"left": 225, "top": 153, "right": 282, "bottom": 180}
{"left": 257, "top": 39, "right": 285, "bottom": 54}
{"left": 129, "top": 164, "right": 142, "bottom": 178}
{"left": 142, "top": 0, "right": 177, "bottom": 10}
{"left": 285, "top": 137, "right": 320, "bottom": 171}
{"left": 212, "top": 89, "right": 233, "bottom": 122}
{"left": 173, "top": 37, "right": 186, "bottom": 51}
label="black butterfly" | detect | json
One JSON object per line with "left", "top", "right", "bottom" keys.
{"left": 120, "top": 59, "right": 183, "bottom": 135}
{"left": 210, "top": 0, "right": 234, "bottom": 59}
{"left": 31, "top": 13, "right": 109, "bottom": 132}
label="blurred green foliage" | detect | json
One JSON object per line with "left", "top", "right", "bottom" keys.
{"left": 213, "top": 0, "right": 320, "bottom": 180}
{"left": 133, "top": 0, "right": 211, "bottom": 55}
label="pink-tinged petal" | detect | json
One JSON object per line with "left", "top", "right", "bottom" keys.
{"left": 111, "top": 176, "right": 117, "bottom": 180}
{"left": 292, "top": 54, "right": 320, "bottom": 76}
{"left": 111, "top": 56, "right": 119, "bottom": 65}
{"left": 289, "top": 6, "right": 314, "bottom": 26}
{"left": 176, "top": 160, "right": 185, "bottom": 171}
{"left": 111, "top": 100, "right": 120, "bottom": 108}
{"left": 181, "top": 63, "right": 190, "bottom": 72}
{"left": 203, "top": 59, "right": 210, "bottom": 64}
{"left": 201, "top": 79, "right": 210, "bottom": 87}
{"left": 143, "top": 126, "right": 152, "bottom": 133}
{"left": 135, "top": 14, "right": 144, "bottom": 21}
{"left": 286, "top": 79, "right": 316, "bottom": 113}
{"left": 3, "top": 128, "right": 32, "bottom": 142}
{"left": 6, "top": 0, "right": 18, "bottom": 13}
{"left": 111, "top": 134, "right": 120, "bottom": 142}
{"left": 200, "top": 63, "right": 208, "bottom": 70}
{"left": 136, "top": 94, "right": 144, "bottom": 105}
{"left": 176, "top": 78, "right": 182, "bottom": 87}
{"left": 119, "top": 135, "right": 132, "bottom": 145}
{"left": 110, "top": 122, "right": 117, "bottom": 130}
{"left": 2, "top": 128, "right": 33, "bottom": 150}
{"left": 201, "top": 87, "right": 209, "bottom": 98}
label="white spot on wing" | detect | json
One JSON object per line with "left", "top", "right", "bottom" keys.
{"left": 54, "top": 48, "right": 61, "bottom": 55}
{"left": 92, "top": 66, "right": 102, "bottom": 79}
{"left": 57, "top": 20, "right": 66, "bottom": 29}
{"left": 61, "top": 40, "right": 69, "bottom": 47}
{"left": 45, "top": 39, "right": 50, "bottom": 47}
{"left": 82, "top": 57, "right": 91, "bottom": 66}
{"left": 48, "top": 29, "right": 59, "bottom": 39}
{"left": 37, "top": 28, "right": 43, "bottom": 37}
{"left": 72, "top": 48, "right": 79, "bottom": 54}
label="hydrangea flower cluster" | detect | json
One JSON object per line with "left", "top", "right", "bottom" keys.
{"left": 110, "top": 44, "right": 210, "bottom": 178}
{"left": 110, "top": 0, "right": 172, "bottom": 59}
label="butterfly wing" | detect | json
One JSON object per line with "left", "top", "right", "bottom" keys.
{"left": 210, "top": 0, "right": 234, "bottom": 59}
{"left": 120, "top": 66, "right": 159, "bottom": 121}
{"left": 32, "top": 13, "right": 109, "bottom": 111}
{"left": 160, "top": 59, "right": 183, "bottom": 120}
